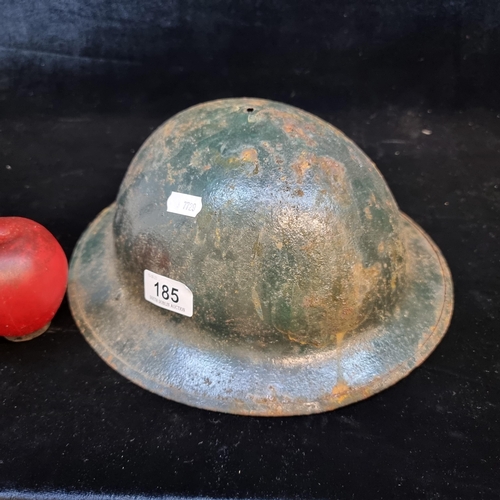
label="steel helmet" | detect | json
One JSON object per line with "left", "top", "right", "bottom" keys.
{"left": 68, "top": 98, "right": 453, "bottom": 416}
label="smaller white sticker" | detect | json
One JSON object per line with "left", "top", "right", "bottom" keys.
{"left": 167, "top": 191, "right": 202, "bottom": 217}
{"left": 144, "top": 270, "right": 193, "bottom": 317}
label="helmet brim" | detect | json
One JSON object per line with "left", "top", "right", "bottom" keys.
{"left": 68, "top": 204, "right": 453, "bottom": 416}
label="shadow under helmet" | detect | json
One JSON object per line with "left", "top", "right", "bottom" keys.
{"left": 68, "top": 98, "right": 453, "bottom": 416}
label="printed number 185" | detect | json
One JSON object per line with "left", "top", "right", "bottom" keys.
{"left": 154, "top": 282, "right": 179, "bottom": 303}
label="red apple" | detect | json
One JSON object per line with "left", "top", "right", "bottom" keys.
{"left": 0, "top": 217, "right": 68, "bottom": 341}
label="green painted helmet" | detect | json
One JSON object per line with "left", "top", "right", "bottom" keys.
{"left": 68, "top": 98, "right": 453, "bottom": 416}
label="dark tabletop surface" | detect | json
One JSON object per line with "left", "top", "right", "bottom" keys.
{"left": 1, "top": 0, "right": 499, "bottom": 498}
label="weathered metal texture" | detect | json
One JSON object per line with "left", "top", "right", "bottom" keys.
{"left": 68, "top": 98, "right": 453, "bottom": 416}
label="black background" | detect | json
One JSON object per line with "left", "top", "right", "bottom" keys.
{"left": 1, "top": 1, "right": 499, "bottom": 498}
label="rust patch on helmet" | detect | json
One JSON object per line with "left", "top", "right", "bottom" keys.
{"left": 283, "top": 123, "right": 317, "bottom": 147}
{"left": 317, "top": 156, "right": 346, "bottom": 187}
{"left": 291, "top": 153, "right": 312, "bottom": 183}
{"left": 256, "top": 107, "right": 320, "bottom": 147}
{"left": 331, "top": 381, "right": 350, "bottom": 404}
{"left": 291, "top": 152, "right": 345, "bottom": 187}
{"left": 240, "top": 148, "right": 260, "bottom": 175}
{"left": 240, "top": 148, "right": 258, "bottom": 163}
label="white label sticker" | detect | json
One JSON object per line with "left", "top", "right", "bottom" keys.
{"left": 144, "top": 270, "right": 193, "bottom": 317}
{"left": 166, "top": 191, "right": 202, "bottom": 217}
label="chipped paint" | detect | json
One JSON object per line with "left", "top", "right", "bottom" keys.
{"left": 252, "top": 288, "right": 264, "bottom": 321}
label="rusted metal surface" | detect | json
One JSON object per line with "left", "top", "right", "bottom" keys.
{"left": 68, "top": 98, "right": 453, "bottom": 416}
